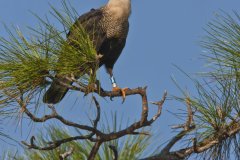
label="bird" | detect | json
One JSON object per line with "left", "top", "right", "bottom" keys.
{"left": 43, "top": 0, "right": 131, "bottom": 104}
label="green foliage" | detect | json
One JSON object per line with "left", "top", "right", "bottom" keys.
{"left": 0, "top": 0, "right": 98, "bottom": 107}
{"left": 174, "top": 74, "right": 239, "bottom": 160}
{"left": 199, "top": 11, "right": 240, "bottom": 133}
{"left": 202, "top": 11, "right": 240, "bottom": 86}
{"left": 198, "top": 12, "right": 240, "bottom": 160}
{"left": 174, "top": 12, "right": 240, "bottom": 160}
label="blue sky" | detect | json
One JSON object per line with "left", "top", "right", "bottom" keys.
{"left": 0, "top": 0, "right": 240, "bottom": 158}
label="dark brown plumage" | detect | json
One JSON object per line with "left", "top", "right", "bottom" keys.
{"left": 43, "top": 0, "right": 131, "bottom": 104}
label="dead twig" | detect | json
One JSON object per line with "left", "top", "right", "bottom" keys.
{"left": 59, "top": 147, "right": 74, "bottom": 160}
{"left": 109, "top": 145, "right": 118, "bottom": 160}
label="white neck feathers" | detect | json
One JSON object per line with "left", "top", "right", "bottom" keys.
{"left": 106, "top": 0, "right": 131, "bottom": 18}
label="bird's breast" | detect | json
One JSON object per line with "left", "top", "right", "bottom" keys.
{"left": 106, "top": 20, "right": 128, "bottom": 38}
{"left": 101, "top": 11, "right": 129, "bottom": 39}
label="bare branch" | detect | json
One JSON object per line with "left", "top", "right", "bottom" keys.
{"left": 175, "top": 120, "right": 240, "bottom": 157}
{"left": 21, "top": 97, "right": 103, "bottom": 150}
{"left": 92, "top": 96, "right": 101, "bottom": 129}
{"left": 141, "top": 96, "right": 196, "bottom": 160}
{"left": 131, "top": 131, "right": 151, "bottom": 136}
{"left": 22, "top": 134, "right": 96, "bottom": 150}
{"left": 23, "top": 105, "right": 102, "bottom": 135}
{"left": 161, "top": 97, "right": 195, "bottom": 153}
{"left": 143, "top": 118, "right": 240, "bottom": 160}
{"left": 185, "top": 97, "right": 194, "bottom": 130}
{"left": 96, "top": 89, "right": 167, "bottom": 142}
{"left": 109, "top": 145, "right": 118, "bottom": 160}
{"left": 160, "top": 126, "right": 195, "bottom": 155}
{"left": 88, "top": 141, "right": 102, "bottom": 160}
{"left": 59, "top": 147, "right": 74, "bottom": 160}
{"left": 192, "top": 138, "right": 197, "bottom": 153}
{"left": 20, "top": 87, "right": 168, "bottom": 159}
{"left": 171, "top": 124, "right": 186, "bottom": 129}
{"left": 149, "top": 90, "right": 167, "bottom": 123}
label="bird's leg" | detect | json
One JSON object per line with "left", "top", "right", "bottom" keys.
{"left": 107, "top": 68, "right": 128, "bottom": 103}
{"left": 110, "top": 75, "right": 117, "bottom": 88}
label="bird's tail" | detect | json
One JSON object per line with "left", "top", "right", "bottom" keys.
{"left": 43, "top": 77, "right": 70, "bottom": 104}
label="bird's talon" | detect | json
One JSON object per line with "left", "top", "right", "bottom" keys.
{"left": 112, "top": 87, "right": 128, "bottom": 103}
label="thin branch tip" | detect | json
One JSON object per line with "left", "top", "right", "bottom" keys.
{"left": 59, "top": 147, "right": 74, "bottom": 160}
{"left": 109, "top": 145, "right": 118, "bottom": 160}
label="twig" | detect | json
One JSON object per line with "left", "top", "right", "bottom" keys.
{"left": 160, "top": 126, "right": 195, "bottom": 155}
{"left": 131, "top": 131, "right": 150, "bottom": 136}
{"left": 22, "top": 134, "right": 96, "bottom": 150}
{"left": 59, "top": 147, "right": 74, "bottom": 160}
{"left": 23, "top": 105, "right": 102, "bottom": 135}
{"left": 185, "top": 97, "right": 194, "bottom": 130}
{"left": 109, "top": 145, "right": 118, "bottom": 160}
{"left": 92, "top": 96, "right": 101, "bottom": 129}
{"left": 88, "top": 141, "right": 102, "bottom": 160}
{"left": 149, "top": 90, "right": 167, "bottom": 123}
{"left": 155, "top": 96, "right": 195, "bottom": 158}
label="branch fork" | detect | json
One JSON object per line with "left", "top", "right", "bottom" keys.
{"left": 20, "top": 86, "right": 168, "bottom": 160}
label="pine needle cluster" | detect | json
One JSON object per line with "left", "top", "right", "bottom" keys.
{"left": 175, "top": 12, "right": 240, "bottom": 159}
{"left": 0, "top": 1, "right": 98, "bottom": 106}
{"left": 202, "top": 11, "right": 240, "bottom": 86}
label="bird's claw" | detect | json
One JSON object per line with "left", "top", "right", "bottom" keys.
{"left": 112, "top": 87, "right": 129, "bottom": 103}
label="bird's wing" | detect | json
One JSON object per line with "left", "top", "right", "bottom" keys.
{"left": 67, "top": 8, "right": 106, "bottom": 52}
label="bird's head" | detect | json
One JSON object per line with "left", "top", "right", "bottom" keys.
{"left": 107, "top": 0, "right": 131, "bottom": 18}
